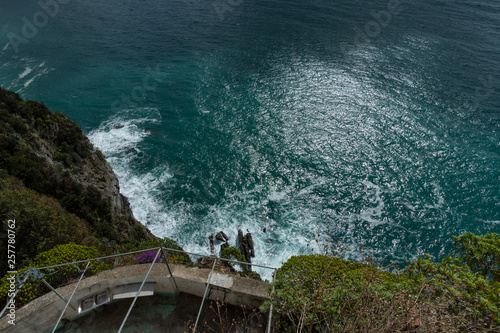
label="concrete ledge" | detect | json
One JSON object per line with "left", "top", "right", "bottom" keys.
{"left": 0, "top": 263, "right": 271, "bottom": 332}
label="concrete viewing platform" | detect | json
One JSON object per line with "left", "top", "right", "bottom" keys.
{"left": 0, "top": 263, "right": 272, "bottom": 333}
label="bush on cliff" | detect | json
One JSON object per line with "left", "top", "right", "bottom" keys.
{"left": 0, "top": 243, "right": 108, "bottom": 307}
{"left": 267, "top": 233, "right": 500, "bottom": 332}
{"left": 452, "top": 232, "right": 500, "bottom": 280}
{"left": 267, "top": 254, "right": 411, "bottom": 332}
{"left": 406, "top": 254, "right": 499, "bottom": 330}
{"left": 0, "top": 176, "right": 92, "bottom": 275}
{"left": 221, "top": 246, "right": 247, "bottom": 267}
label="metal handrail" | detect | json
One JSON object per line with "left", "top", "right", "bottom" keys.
{"left": 161, "top": 247, "right": 276, "bottom": 270}
{"left": 31, "top": 246, "right": 277, "bottom": 271}
{"left": 1, "top": 245, "right": 278, "bottom": 333}
{"left": 117, "top": 248, "right": 162, "bottom": 333}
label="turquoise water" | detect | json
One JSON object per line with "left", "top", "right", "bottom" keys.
{"left": 1, "top": 0, "right": 499, "bottom": 277}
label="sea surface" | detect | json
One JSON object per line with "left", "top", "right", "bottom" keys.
{"left": 1, "top": 0, "right": 499, "bottom": 278}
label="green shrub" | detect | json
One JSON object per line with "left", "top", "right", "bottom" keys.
{"left": 220, "top": 246, "right": 254, "bottom": 273}
{"left": 0, "top": 177, "right": 91, "bottom": 276}
{"left": 161, "top": 237, "right": 191, "bottom": 263}
{"left": 267, "top": 235, "right": 500, "bottom": 333}
{"left": 268, "top": 254, "right": 398, "bottom": 332}
{"left": 452, "top": 232, "right": 500, "bottom": 280}
{"left": 0, "top": 243, "right": 108, "bottom": 307}
{"left": 406, "top": 254, "right": 500, "bottom": 327}
{"left": 221, "top": 246, "right": 246, "bottom": 264}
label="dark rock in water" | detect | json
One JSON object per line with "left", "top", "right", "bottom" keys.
{"left": 263, "top": 227, "right": 266, "bottom": 233}
{"left": 215, "top": 231, "right": 229, "bottom": 242}
{"left": 238, "top": 229, "right": 252, "bottom": 263}
{"left": 220, "top": 242, "right": 229, "bottom": 252}
{"left": 245, "top": 233, "right": 255, "bottom": 258}
{"left": 209, "top": 234, "right": 214, "bottom": 253}
{"left": 238, "top": 229, "right": 245, "bottom": 251}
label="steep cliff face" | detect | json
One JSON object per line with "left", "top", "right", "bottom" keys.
{"left": 0, "top": 87, "right": 154, "bottom": 244}
{"left": 75, "top": 149, "right": 134, "bottom": 217}
{"left": 22, "top": 107, "right": 133, "bottom": 218}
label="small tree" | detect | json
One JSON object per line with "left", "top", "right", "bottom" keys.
{"left": 221, "top": 246, "right": 247, "bottom": 270}
{"left": 453, "top": 233, "right": 500, "bottom": 280}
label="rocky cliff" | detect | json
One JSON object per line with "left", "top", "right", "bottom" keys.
{"left": 0, "top": 87, "right": 155, "bottom": 273}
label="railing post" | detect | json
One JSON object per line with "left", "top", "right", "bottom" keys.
{"left": 161, "top": 247, "right": 179, "bottom": 291}
{"left": 42, "top": 279, "right": 76, "bottom": 311}
{"left": 193, "top": 259, "right": 217, "bottom": 332}
{"left": 266, "top": 268, "right": 277, "bottom": 333}
{"left": 117, "top": 247, "right": 162, "bottom": 333}
{"left": 51, "top": 261, "right": 91, "bottom": 333}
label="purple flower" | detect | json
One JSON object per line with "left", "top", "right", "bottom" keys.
{"left": 135, "top": 251, "right": 160, "bottom": 264}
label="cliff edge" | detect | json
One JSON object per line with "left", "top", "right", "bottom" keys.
{"left": 0, "top": 87, "right": 155, "bottom": 273}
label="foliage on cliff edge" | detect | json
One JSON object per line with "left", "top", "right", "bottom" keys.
{"left": 266, "top": 233, "right": 500, "bottom": 332}
{"left": 0, "top": 243, "right": 109, "bottom": 307}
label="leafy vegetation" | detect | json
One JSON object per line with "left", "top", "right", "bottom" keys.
{"left": 136, "top": 250, "right": 161, "bottom": 264}
{"left": 0, "top": 175, "right": 92, "bottom": 274}
{"left": 406, "top": 254, "right": 499, "bottom": 330}
{"left": 0, "top": 244, "right": 109, "bottom": 307}
{"left": 161, "top": 237, "right": 192, "bottom": 263}
{"left": 221, "top": 246, "right": 247, "bottom": 265}
{"left": 266, "top": 233, "right": 500, "bottom": 332}
{"left": 452, "top": 232, "right": 500, "bottom": 280}
{"left": 220, "top": 246, "right": 261, "bottom": 280}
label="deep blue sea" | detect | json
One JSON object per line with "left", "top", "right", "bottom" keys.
{"left": 1, "top": 0, "right": 499, "bottom": 277}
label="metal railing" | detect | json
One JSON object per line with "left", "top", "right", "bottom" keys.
{"left": 1, "top": 246, "right": 277, "bottom": 333}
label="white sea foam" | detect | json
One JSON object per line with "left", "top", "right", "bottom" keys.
{"left": 19, "top": 66, "right": 33, "bottom": 79}
{"left": 174, "top": 186, "right": 323, "bottom": 280}
{"left": 23, "top": 73, "right": 41, "bottom": 88}
{"left": 89, "top": 122, "right": 148, "bottom": 154}
{"left": 89, "top": 108, "right": 327, "bottom": 279}
{"left": 359, "top": 181, "right": 386, "bottom": 225}
{"left": 88, "top": 108, "right": 166, "bottom": 232}
{"left": 88, "top": 107, "right": 202, "bottom": 249}
{"left": 7, "top": 59, "right": 52, "bottom": 92}
{"left": 0, "top": 42, "right": 9, "bottom": 58}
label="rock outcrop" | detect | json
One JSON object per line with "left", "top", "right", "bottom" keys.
{"left": 238, "top": 230, "right": 255, "bottom": 263}
{"left": 0, "top": 87, "right": 154, "bottom": 244}
{"left": 221, "top": 242, "right": 230, "bottom": 252}
{"left": 216, "top": 231, "right": 229, "bottom": 242}
{"left": 209, "top": 234, "right": 215, "bottom": 252}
